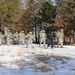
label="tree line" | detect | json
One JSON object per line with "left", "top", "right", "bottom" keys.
{"left": 0, "top": 0, "right": 75, "bottom": 43}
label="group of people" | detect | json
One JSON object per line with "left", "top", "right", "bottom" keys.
{"left": 39, "top": 29, "right": 64, "bottom": 48}
{"left": 0, "top": 27, "right": 35, "bottom": 47}
{"left": 0, "top": 26, "right": 64, "bottom": 48}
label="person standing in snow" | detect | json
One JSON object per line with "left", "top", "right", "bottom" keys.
{"left": 25, "top": 31, "right": 35, "bottom": 48}
{"left": 19, "top": 31, "right": 25, "bottom": 45}
{"left": 47, "top": 31, "right": 54, "bottom": 48}
{"left": 58, "top": 29, "right": 64, "bottom": 48}
{"left": 0, "top": 32, "right": 3, "bottom": 45}
{"left": 4, "top": 26, "right": 9, "bottom": 44}
{"left": 7, "top": 30, "right": 13, "bottom": 45}
{"left": 39, "top": 30, "right": 46, "bottom": 46}
{"left": 55, "top": 30, "right": 60, "bottom": 47}
{"left": 13, "top": 31, "right": 19, "bottom": 45}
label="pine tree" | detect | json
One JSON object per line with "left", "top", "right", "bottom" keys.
{"left": 0, "top": 0, "right": 22, "bottom": 32}
{"left": 55, "top": 0, "right": 75, "bottom": 43}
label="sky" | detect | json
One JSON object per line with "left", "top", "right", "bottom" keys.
{"left": 21, "top": 0, "right": 55, "bottom": 8}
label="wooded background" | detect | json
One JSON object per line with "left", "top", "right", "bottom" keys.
{"left": 0, "top": 0, "right": 75, "bottom": 44}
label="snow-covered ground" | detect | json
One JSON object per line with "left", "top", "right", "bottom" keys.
{"left": 0, "top": 44, "right": 75, "bottom": 75}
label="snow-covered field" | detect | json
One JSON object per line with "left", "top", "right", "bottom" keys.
{"left": 0, "top": 44, "right": 75, "bottom": 75}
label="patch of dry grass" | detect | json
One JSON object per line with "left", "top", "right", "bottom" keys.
{"left": 35, "top": 55, "right": 50, "bottom": 62}
{"left": 34, "top": 66, "right": 56, "bottom": 72}
{"left": 0, "top": 54, "right": 4, "bottom": 56}
{"left": 70, "top": 43, "right": 75, "bottom": 46}
{"left": 0, "top": 61, "right": 8, "bottom": 65}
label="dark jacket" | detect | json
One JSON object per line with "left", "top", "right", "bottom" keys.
{"left": 47, "top": 32, "right": 53, "bottom": 40}
{"left": 47, "top": 32, "right": 54, "bottom": 48}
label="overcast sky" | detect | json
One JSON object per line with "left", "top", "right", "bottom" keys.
{"left": 21, "top": 0, "right": 55, "bottom": 9}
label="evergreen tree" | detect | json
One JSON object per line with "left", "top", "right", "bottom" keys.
{"left": 37, "top": 0, "right": 56, "bottom": 24}
{"left": 55, "top": 0, "right": 75, "bottom": 43}
{"left": 0, "top": 0, "right": 22, "bottom": 32}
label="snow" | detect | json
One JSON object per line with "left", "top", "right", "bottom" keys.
{"left": 0, "top": 44, "right": 75, "bottom": 75}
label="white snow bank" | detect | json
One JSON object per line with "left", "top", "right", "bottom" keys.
{"left": 0, "top": 44, "right": 75, "bottom": 68}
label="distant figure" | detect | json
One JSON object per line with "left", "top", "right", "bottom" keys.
{"left": 7, "top": 30, "right": 13, "bottom": 45}
{"left": 25, "top": 31, "right": 35, "bottom": 48}
{"left": 19, "top": 31, "right": 25, "bottom": 45}
{"left": 58, "top": 29, "right": 64, "bottom": 48}
{"left": 13, "top": 32, "right": 19, "bottom": 45}
{"left": 47, "top": 31, "right": 54, "bottom": 48}
{"left": 56, "top": 30, "right": 60, "bottom": 46}
{"left": 4, "top": 26, "right": 9, "bottom": 36}
{"left": 0, "top": 32, "right": 3, "bottom": 45}
{"left": 4, "top": 26, "right": 9, "bottom": 44}
{"left": 39, "top": 30, "right": 46, "bottom": 46}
